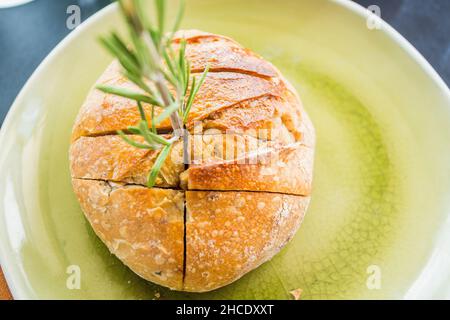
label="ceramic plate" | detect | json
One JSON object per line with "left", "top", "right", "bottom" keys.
{"left": 1, "top": 0, "right": 449, "bottom": 299}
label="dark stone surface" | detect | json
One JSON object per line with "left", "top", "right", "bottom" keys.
{"left": 0, "top": 0, "right": 111, "bottom": 125}
{"left": 0, "top": 0, "right": 449, "bottom": 125}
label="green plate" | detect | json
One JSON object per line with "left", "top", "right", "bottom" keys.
{"left": 1, "top": 0, "right": 449, "bottom": 300}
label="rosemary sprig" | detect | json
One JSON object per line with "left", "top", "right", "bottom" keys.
{"left": 96, "top": 0, "right": 209, "bottom": 187}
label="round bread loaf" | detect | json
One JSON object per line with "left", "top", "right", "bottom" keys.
{"left": 70, "top": 30, "right": 315, "bottom": 292}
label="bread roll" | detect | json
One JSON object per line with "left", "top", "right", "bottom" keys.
{"left": 70, "top": 30, "right": 315, "bottom": 292}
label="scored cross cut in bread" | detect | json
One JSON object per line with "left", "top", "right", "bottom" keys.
{"left": 71, "top": 67, "right": 285, "bottom": 142}
{"left": 70, "top": 29, "right": 315, "bottom": 292}
{"left": 188, "top": 93, "right": 315, "bottom": 147}
{"left": 69, "top": 134, "right": 184, "bottom": 187}
{"left": 71, "top": 30, "right": 295, "bottom": 142}
{"left": 187, "top": 129, "right": 278, "bottom": 165}
{"left": 182, "top": 139, "right": 314, "bottom": 196}
{"left": 172, "top": 30, "right": 278, "bottom": 79}
{"left": 180, "top": 131, "right": 314, "bottom": 195}
{"left": 70, "top": 132, "right": 313, "bottom": 196}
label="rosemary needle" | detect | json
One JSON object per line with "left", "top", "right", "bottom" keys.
{"left": 96, "top": 0, "right": 209, "bottom": 187}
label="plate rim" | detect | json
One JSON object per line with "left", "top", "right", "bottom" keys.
{"left": 0, "top": 2, "right": 118, "bottom": 300}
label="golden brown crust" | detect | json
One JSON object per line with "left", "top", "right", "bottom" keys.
{"left": 184, "top": 191, "right": 310, "bottom": 292}
{"left": 188, "top": 132, "right": 276, "bottom": 164}
{"left": 191, "top": 94, "right": 313, "bottom": 145}
{"left": 69, "top": 132, "right": 314, "bottom": 195}
{"left": 70, "top": 133, "right": 278, "bottom": 188}
{"left": 72, "top": 179, "right": 185, "bottom": 290}
{"left": 183, "top": 142, "right": 314, "bottom": 196}
{"left": 0, "top": 268, "right": 12, "bottom": 300}
{"left": 173, "top": 30, "right": 278, "bottom": 78}
{"left": 71, "top": 61, "right": 167, "bottom": 142}
{"left": 188, "top": 72, "right": 284, "bottom": 121}
{"left": 69, "top": 135, "right": 184, "bottom": 187}
{"left": 71, "top": 70, "right": 284, "bottom": 141}
{"left": 173, "top": 30, "right": 238, "bottom": 44}
{"left": 70, "top": 30, "right": 297, "bottom": 142}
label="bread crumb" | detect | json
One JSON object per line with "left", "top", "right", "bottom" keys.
{"left": 154, "top": 292, "right": 160, "bottom": 299}
{"left": 290, "top": 288, "right": 302, "bottom": 300}
{"left": 154, "top": 254, "right": 166, "bottom": 265}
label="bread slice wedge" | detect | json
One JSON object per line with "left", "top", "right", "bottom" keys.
{"left": 184, "top": 191, "right": 310, "bottom": 292}
{"left": 72, "top": 179, "right": 185, "bottom": 290}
